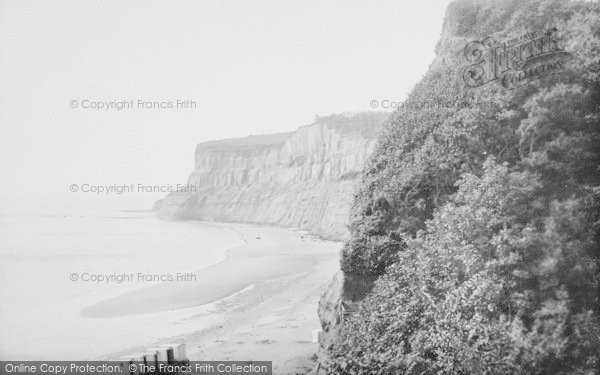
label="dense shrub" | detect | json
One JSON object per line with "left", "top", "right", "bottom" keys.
{"left": 330, "top": 160, "right": 599, "bottom": 373}
{"left": 330, "top": 0, "right": 600, "bottom": 373}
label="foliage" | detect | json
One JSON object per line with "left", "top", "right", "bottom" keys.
{"left": 330, "top": 160, "right": 599, "bottom": 374}
{"left": 329, "top": 0, "right": 600, "bottom": 373}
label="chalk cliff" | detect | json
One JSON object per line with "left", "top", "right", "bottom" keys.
{"left": 153, "top": 112, "right": 388, "bottom": 240}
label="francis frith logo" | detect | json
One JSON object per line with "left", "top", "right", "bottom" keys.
{"left": 463, "top": 28, "right": 570, "bottom": 89}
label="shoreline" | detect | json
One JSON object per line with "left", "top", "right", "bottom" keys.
{"left": 80, "top": 221, "right": 334, "bottom": 318}
{"left": 98, "top": 221, "right": 341, "bottom": 373}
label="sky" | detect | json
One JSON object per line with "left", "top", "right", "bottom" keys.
{"left": 0, "top": 0, "right": 451, "bottom": 214}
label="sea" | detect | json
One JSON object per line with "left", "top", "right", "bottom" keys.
{"left": 0, "top": 211, "right": 244, "bottom": 360}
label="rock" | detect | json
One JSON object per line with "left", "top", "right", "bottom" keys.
{"left": 153, "top": 112, "right": 387, "bottom": 240}
{"left": 314, "top": 271, "right": 376, "bottom": 373}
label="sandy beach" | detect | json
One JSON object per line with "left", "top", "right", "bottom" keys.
{"left": 101, "top": 222, "right": 341, "bottom": 374}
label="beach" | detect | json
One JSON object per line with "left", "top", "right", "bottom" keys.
{"left": 0, "top": 214, "right": 341, "bottom": 373}
{"left": 105, "top": 223, "right": 341, "bottom": 374}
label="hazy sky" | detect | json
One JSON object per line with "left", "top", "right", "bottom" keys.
{"left": 0, "top": 0, "right": 451, "bottom": 214}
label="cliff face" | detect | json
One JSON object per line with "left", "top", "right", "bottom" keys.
{"left": 317, "top": 0, "right": 600, "bottom": 373}
{"left": 153, "top": 113, "right": 388, "bottom": 240}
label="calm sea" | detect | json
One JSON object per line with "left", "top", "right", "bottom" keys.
{"left": 0, "top": 212, "right": 243, "bottom": 359}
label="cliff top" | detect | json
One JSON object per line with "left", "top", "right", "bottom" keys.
{"left": 309, "top": 112, "right": 389, "bottom": 137}
{"left": 197, "top": 132, "right": 291, "bottom": 152}
{"left": 195, "top": 112, "right": 389, "bottom": 154}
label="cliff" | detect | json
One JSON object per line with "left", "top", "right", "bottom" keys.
{"left": 318, "top": 0, "right": 600, "bottom": 373}
{"left": 153, "top": 112, "right": 388, "bottom": 240}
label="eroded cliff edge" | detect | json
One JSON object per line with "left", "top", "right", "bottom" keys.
{"left": 153, "top": 112, "right": 388, "bottom": 240}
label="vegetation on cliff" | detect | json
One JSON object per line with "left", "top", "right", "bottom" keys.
{"left": 326, "top": 0, "right": 600, "bottom": 373}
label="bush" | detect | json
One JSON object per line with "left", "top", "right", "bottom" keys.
{"left": 328, "top": 0, "right": 600, "bottom": 373}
